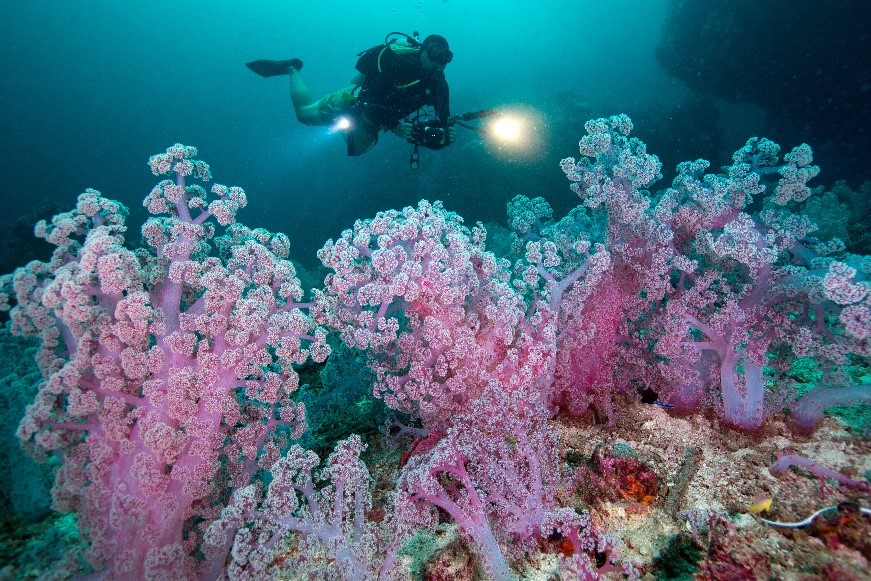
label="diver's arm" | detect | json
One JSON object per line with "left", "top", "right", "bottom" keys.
{"left": 434, "top": 81, "right": 450, "bottom": 124}
{"left": 434, "top": 83, "right": 455, "bottom": 144}
{"left": 350, "top": 72, "right": 365, "bottom": 86}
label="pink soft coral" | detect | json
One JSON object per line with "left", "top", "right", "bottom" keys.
{"left": 3, "top": 145, "right": 329, "bottom": 578}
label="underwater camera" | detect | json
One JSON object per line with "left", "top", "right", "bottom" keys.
{"left": 405, "top": 109, "right": 501, "bottom": 169}
{"left": 409, "top": 122, "right": 450, "bottom": 149}
{"left": 409, "top": 109, "right": 501, "bottom": 149}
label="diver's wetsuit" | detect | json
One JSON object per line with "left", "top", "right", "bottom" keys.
{"left": 353, "top": 44, "right": 451, "bottom": 131}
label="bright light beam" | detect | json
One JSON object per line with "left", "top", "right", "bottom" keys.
{"left": 329, "top": 116, "right": 352, "bottom": 134}
{"left": 483, "top": 106, "right": 548, "bottom": 162}
{"left": 491, "top": 116, "right": 522, "bottom": 143}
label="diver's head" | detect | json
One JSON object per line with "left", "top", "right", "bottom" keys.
{"left": 421, "top": 35, "right": 453, "bottom": 70}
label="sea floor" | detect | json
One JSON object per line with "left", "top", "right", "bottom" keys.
{"left": 1, "top": 404, "right": 869, "bottom": 580}
{"left": 541, "top": 404, "right": 871, "bottom": 580}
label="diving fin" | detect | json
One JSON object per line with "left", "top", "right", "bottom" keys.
{"left": 245, "top": 59, "right": 303, "bottom": 77}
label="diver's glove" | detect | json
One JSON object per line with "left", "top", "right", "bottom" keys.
{"left": 391, "top": 122, "right": 415, "bottom": 140}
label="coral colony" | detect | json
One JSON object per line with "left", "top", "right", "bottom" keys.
{"left": 1, "top": 115, "right": 869, "bottom": 579}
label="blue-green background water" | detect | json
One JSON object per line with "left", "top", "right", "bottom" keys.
{"left": 0, "top": 0, "right": 689, "bottom": 268}
{"left": 0, "top": 0, "right": 868, "bottom": 268}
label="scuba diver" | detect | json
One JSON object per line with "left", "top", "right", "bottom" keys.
{"left": 247, "top": 33, "right": 457, "bottom": 157}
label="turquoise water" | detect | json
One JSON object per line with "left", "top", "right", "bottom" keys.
{"left": 1, "top": 0, "right": 681, "bottom": 267}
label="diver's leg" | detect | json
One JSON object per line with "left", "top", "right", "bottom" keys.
{"left": 289, "top": 69, "right": 323, "bottom": 125}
